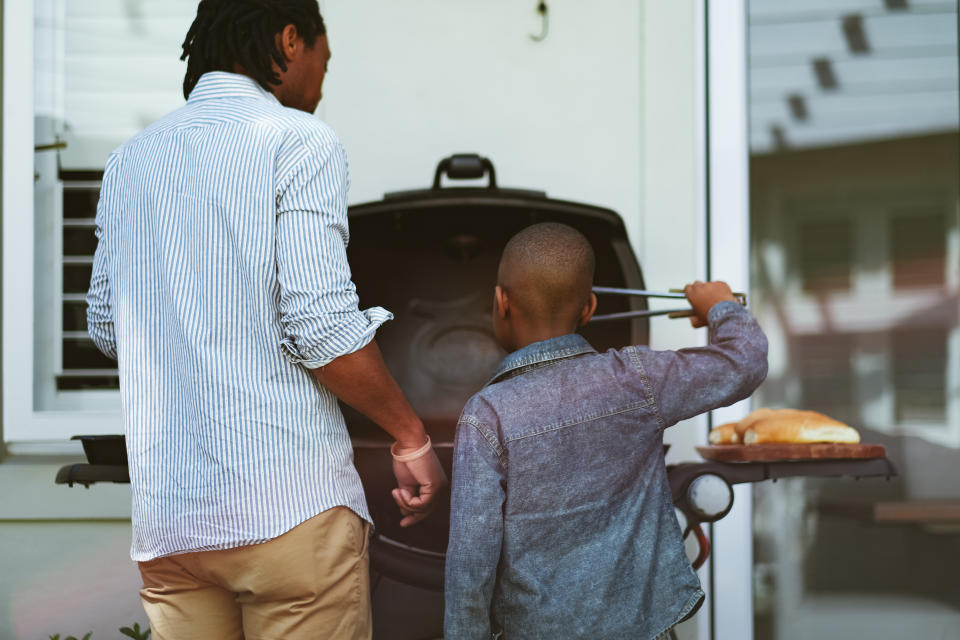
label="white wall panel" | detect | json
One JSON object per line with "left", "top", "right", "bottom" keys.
{"left": 12, "top": 0, "right": 651, "bottom": 440}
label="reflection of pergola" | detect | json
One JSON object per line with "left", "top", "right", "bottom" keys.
{"left": 749, "top": 0, "right": 959, "bottom": 153}
{"left": 748, "top": 131, "right": 960, "bottom": 450}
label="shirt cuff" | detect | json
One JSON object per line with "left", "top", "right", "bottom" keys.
{"left": 280, "top": 306, "right": 393, "bottom": 369}
{"left": 706, "top": 299, "right": 746, "bottom": 325}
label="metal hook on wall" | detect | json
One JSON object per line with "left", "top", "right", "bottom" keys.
{"left": 530, "top": 1, "right": 549, "bottom": 42}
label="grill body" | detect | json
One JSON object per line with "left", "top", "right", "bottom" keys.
{"left": 345, "top": 158, "right": 649, "bottom": 562}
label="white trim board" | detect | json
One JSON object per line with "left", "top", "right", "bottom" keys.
{"left": 706, "top": 1, "right": 754, "bottom": 639}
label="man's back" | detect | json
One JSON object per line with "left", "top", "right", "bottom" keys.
{"left": 87, "top": 72, "right": 389, "bottom": 561}
{"left": 445, "top": 302, "right": 767, "bottom": 639}
{"left": 90, "top": 7, "right": 444, "bottom": 637}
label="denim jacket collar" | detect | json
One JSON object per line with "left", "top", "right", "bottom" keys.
{"left": 487, "top": 333, "right": 596, "bottom": 386}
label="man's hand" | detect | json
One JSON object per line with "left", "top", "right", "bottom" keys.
{"left": 311, "top": 342, "right": 446, "bottom": 525}
{"left": 683, "top": 281, "right": 737, "bottom": 328}
{"left": 390, "top": 438, "right": 449, "bottom": 527}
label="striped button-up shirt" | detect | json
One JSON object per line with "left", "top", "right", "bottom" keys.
{"left": 86, "top": 72, "right": 388, "bottom": 561}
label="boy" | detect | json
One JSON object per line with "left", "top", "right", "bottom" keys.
{"left": 444, "top": 223, "right": 768, "bottom": 639}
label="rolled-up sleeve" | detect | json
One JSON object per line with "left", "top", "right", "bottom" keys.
{"left": 86, "top": 152, "right": 121, "bottom": 360}
{"left": 275, "top": 132, "right": 391, "bottom": 369}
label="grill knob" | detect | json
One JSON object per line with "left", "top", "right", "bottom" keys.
{"left": 686, "top": 473, "right": 733, "bottom": 521}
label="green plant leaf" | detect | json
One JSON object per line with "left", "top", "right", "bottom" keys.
{"left": 119, "top": 623, "right": 150, "bottom": 640}
{"left": 48, "top": 635, "right": 60, "bottom": 640}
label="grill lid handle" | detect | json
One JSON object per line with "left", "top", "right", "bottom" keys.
{"left": 432, "top": 154, "right": 498, "bottom": 190}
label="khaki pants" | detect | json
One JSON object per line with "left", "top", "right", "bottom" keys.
{"left": 138, "top": 507, "right": 372, "bottom": 640}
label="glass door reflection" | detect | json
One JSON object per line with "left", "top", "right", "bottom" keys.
{"left": 747, "top": 0, "right": 960, "bottom": 637}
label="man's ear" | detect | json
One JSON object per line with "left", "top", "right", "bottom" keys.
{"left": 494, "top": 285, "right": 510, "bottom": 318}
{"left": 578, "top": 292, "right": 598, "bottom": 327}
{"left": 277, "top": 23, "right": 301, "bottom": 62}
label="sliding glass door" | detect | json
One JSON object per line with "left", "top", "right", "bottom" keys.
{"left": 746, "top": 1, "right": 960, "bottom": 637}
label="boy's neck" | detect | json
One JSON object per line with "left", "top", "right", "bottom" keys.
{"left": 508, "top": 321, "right": 579, "bottom": 352}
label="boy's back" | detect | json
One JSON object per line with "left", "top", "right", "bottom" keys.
{"left": 445, "top": 301, "right": 767, "bottom": 639}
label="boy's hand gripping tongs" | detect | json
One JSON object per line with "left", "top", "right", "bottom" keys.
{"left": 590, "top": 287, "right": 747, "bottom": 323}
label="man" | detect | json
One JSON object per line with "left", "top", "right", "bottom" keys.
{"left": 85, "top": 2, "right": 446, "bottom": 638}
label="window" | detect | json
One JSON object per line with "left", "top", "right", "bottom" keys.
{"left": 798, "top": 219, "right": 853, "bottom": 293}
{"left": 892, "top": 327, "right": 948, "bottom": 424}
{"left": 796, "top": 334, "right": 855, "bottom": 424}
{"left": 60, "top": 171, "right": 116, "bottom": 391}
{"left": 891, "top": 210, "right": 946, "bottom": 290}
{"left": 3, "top": 0, "right": 199, "bottom": 440}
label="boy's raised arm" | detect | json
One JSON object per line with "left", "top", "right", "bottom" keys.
{"left": 444, "top": 414, "right": 506, "bottom": 640}
{"left": 632, "top": 281, "right": 769, "bottom": 428}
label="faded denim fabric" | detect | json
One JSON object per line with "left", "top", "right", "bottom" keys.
{"left": 444, "top": 301, "right": 768, "bottom": 640}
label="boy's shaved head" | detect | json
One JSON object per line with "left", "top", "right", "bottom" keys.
{"left": 498, "top": 223, "right": 596, "bottom": 324}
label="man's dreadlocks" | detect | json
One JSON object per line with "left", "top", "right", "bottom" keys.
{"left": 180, "top": 0, "right": 326, "bottom": 99}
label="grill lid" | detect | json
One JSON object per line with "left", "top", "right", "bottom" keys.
{"left": 343, "top": 154, "right": 650, "bottom": 447}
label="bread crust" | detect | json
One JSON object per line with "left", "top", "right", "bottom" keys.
{"left": 709, "top": 422, "right": 740, "bottom": 444}
{"left": 742, "top": 409, "right": 859, "bottom": 444}
{"left": 734, "top": 408, "right": 777, "bottom": 437}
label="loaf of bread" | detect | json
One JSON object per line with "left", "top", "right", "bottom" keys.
{"left": 733, "top": 408, "right": 777, "bottom": 439}
{"left": 708, "top": 408, "right": 776, "bottom": 444}
{"left": 742, "top": 409, "right": 859, "bottom": 445}
{"left": 707, "top": 408, "right": 860, "bottom": 445}
{"left": 708, "top": 422, "right": 740, "bottom": 444}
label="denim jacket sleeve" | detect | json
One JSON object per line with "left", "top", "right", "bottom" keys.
{"left": 444, "top": 412, "right": 506, "bottom": 640}
{"left": 631, "top": 300, "right": 769, "bottom": 428}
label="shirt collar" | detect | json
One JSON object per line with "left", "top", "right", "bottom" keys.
{"left": 187, "top": 72, "right": 280, "bottom": 105}
{"left": 487, "top": 333, "right": 596, "bottom": 386}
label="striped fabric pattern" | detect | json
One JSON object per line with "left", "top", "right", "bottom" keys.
{"left": 86, "top": 72, "right": 388, "bottom": 561}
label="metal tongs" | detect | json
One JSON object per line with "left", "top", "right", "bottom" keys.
{"left": 590, "top": 287, "right": 747, "bottom": 323}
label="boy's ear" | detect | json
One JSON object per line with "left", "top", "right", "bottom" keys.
{"left": 494, "top": 285, "right": 509, "bottom": 318}
{"left": 578, "top": 292, "right": 598, "bottom": 327}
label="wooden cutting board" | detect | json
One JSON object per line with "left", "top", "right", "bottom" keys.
{"left": 697, "top": 443, "right": 887, "bottom": 462}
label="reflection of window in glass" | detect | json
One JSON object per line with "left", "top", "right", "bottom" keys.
{"left": 747, "top": 0, "right": 959, "bottom": 637}
{"left": 892, "top": 328, "right": 947, "bottom": 424}
{"left": 798, "top": 219, "right": 852, "bottom": 293}
{"left": 796, "top": 334, "right": 855, "bottom": 424}
{"left": 890, "top": 211, "right": 946, "bottom": 289}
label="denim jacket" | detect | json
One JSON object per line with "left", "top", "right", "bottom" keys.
{"left": 444, "top": 301, "right": 768, "bottom": 640}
